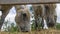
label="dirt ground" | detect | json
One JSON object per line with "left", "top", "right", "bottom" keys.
{"left": 0, "top": 29, "right": 60, "bottom": 34}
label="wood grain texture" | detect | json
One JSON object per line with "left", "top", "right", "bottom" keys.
{"left": 0, "top": 0, "right": 60, "bottom": 5}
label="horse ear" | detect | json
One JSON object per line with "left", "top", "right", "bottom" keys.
{"left": 53, "top": 4, "right": 56, "bottom": 9}
{"left": 44, "top": 4, "right": 56, "bottom": 9}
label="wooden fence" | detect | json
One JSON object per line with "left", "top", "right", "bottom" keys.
{"left": 0, "top": 0, "right": 60, "bottom": 5}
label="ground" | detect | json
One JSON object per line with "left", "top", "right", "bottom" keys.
{"left": 0, "top": 29, "right": 60, "bottom": 34}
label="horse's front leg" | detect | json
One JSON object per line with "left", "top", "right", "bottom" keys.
{"left": 0, "top": 5, "right": 12, "bottom": 30}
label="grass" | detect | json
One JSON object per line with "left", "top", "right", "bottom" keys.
{"left": 56, "top": 23, "right": 60, "bottom": 30}
{"left": 1, "top": 22, "right": 60, "bottom": 34}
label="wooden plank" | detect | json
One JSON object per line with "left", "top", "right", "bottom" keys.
{"left": 0, "top": 0, "right": 60, "bottom": 5}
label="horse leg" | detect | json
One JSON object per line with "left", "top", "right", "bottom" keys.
{"left": 0, "top": 5, "right": 12, "bottom": 30}
{"left": 42, "top": 16, "right": 48, "bottom": 30}
{"left": 53, "top": 15, "right": 57, "bottom": 29}
{"left": 40, "top": 16, "right": 43, "bottom": 29}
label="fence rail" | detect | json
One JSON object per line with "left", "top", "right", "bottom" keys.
{"left": 0, "top": 0, "right": 60, "bottom": 5}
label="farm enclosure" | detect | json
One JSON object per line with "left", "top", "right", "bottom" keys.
{"left": 0, "top": 0, "right": 60, "bottom": 34}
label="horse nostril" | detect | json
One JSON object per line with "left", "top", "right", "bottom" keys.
{"left": 23, "top": 13, "right": 26, "bottom": 17}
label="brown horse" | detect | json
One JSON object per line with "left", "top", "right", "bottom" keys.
{"left": 32, "top": 4, "right": 57, "bottom": 29}
{"left": 44, "top": 4, "right": 57, "bottom": 28}
{"left": 0, "top": 5, "right": 31, "bottom": 32}
{"left": 0, "top": 5, "right": 12, "bottom": 30}
{"left": 32, "top": 4, "right": 46, "bottom": 29}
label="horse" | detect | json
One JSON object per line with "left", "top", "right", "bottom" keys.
{"left": 32, "top": 4, "right": 57, "bottom": 30}
{"left": 32, "top": 4, "right": 48, "bottom": 30}
{"left": 44, "top": 4, "right": 57, "bottom": 28}
{"left": 0, "top": 5, "right": 31, "bottom": 32}
{"left": 15, "top": 5, "right": 31, "bottom": 32}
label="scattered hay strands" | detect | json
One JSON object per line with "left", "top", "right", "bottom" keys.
{"left": 0, "top": 29, "right": 60, "bottom": 34}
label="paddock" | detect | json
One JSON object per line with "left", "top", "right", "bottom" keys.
{"left": 0, "top": 0, "right": 60, "bottom": 34}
